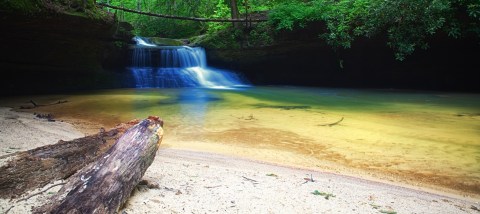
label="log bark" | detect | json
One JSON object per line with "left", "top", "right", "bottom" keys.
{"left": 0, "top": 120, "right": 140, "bottom": 199}
{"left": 35, "top": 116, "right": 164, "bottom": 214}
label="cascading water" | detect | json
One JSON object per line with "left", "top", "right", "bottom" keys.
{"left": 130, "top": 36, "right": 249, "bottom": 89}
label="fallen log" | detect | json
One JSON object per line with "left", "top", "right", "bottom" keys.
{"left": 35, "top": 116, "right": 164, "bottom": 214}
{"left": 0, "top": 119, "right": 140, "bottom": 199}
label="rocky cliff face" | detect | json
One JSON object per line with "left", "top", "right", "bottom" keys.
{"left": 0, "top": 11, "right": 133, "bottom": 95}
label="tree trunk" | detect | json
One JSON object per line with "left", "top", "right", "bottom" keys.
{"left": 229, "top": 0, "right": 241, "bottom": 28}
{"left": 0, "top": 120, "right": 140, "bottom": 199}
{"left": 34, "top": 116, "right": 164, "bottom": 214}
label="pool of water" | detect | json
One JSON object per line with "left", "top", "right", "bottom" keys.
{"left": 2, "top": 86, "right": 479, "bottom": 197}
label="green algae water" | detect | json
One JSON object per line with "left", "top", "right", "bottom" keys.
{"left": 3, "top": 86, "right": 479, "bottom": 197}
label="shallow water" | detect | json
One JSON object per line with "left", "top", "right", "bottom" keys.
{"left": 3, "top": 86, "right": 479, "bottom": 197}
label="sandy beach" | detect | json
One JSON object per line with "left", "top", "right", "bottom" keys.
{"left": 1, "top": 107, "right": 479, "bottom": 213}
{"left": 0, "top": 108, "right": 480, "bottom": 213}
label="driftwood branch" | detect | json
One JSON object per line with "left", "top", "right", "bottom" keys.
{"left": 97, "top": 3, "right": 267, "bottom": 22}
{"left": 0, "top": 120, "right": 139, "bottom": 199}
{"left": 20, "top": 100, "right": 68, "bottom": 109}
{"left": 318, "top": 117, "right": 344, "bottom": 127}
{"left": 34, "top": 116, "right": 164, "bottom": 214}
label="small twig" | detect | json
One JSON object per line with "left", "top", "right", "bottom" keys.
{"left": 230, "top": 114, "right": 243, "bottom": 119}
{"left": 245, "top": 114, "right": 256, "bottom": 120}
{"left": 5, "top": 183, "right": 65, "bottom": 214}
{"left": 242, "top": 176, "right": 258, "bottom": 184}
{"left": 5, "top": 205, "right": 14, "bottom": 214}
{"left": 16, "top": 182, "right": 66, "bottom": 203}
{"left": 318, "top": 117, "right": 344, "bottom": 127}
{"left": 302, "top": 174, "right": 315, "bottom": 184}
{"left": 23, "top": 100, "right": 68, "bottom": 109}
{"left": 204, "top": 185, "right": 222, "bottom": 189}
{"left": 30, "top": 100, "right": 38, "bottom": 107}
{"left": 163, "top": 186, "right": 175, "bottom": 192}
{"left": 230, "top": 114, "right": 257, "bottom": 120}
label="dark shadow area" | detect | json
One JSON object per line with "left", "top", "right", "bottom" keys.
{"left": 207, "top": 31, "right": 480, "bottom": 92}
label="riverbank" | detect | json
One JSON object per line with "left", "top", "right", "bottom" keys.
{"left": 1, "top": 107, "right": 479, "bottom": 213}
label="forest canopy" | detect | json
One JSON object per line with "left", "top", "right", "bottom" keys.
{"left": 104, "top": 0, "right": 479, "bottom": 60}
{"left": 2, "top": 0, "right": 478, "bottom": 60}
{"left": 268, "top": 0, "right": 480, "bottom": 60}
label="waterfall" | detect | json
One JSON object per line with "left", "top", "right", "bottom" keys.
{"left": 130, "top": 36, "right": 249, "bottom": 89}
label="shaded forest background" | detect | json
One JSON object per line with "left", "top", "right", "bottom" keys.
{"left": 0, "top": 0, "right": 479, "bottom": 94}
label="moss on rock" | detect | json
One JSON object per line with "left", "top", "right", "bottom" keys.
{"left": 149, "top": 37, "right": 184, "bottom": 46}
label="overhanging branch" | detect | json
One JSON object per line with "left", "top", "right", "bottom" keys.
{"left": 97, "top": 3, "right": 267, "bottom": 23}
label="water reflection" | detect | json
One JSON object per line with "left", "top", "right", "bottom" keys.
{"left": 166, "top": 89, "right": 222, "bottom": 127}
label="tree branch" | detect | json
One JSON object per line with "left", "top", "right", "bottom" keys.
{"left": 97, "top": 3, "right": 267, "bottom": 23}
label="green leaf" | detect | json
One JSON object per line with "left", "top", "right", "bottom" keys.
{"left": 311, "top": 190, "right": 335, "bottom": 199}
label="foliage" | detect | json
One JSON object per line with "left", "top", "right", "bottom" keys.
{"left": 149, "top": 37, "right": 184, "bottom": 46}
{"left": 268, "top": 0, "right": 480, "bottom": 60}
{"left": 0, "top": 0, "right": 111, "bottom": 21}
{"left": 137, "top": 0, "right": 477, "bottom": 60}
{"left": 204, "top": 0, "right": 232, "bottom": 35}
{"left": 311, "top": 190, "right": 335, "bottom": 199}
{"left": 268, "top": 1, "right": 323, "bottom": 31}
{"left": 196, "top": 26, "right": 243, "bottom": 49}
{"left": 379, "top": 210, "right": 397, "bottom": 214}
{"left": 107, "top": 0, "right": 220, "bottom": 38}
{"left": 247, "top": 22, "right": 274, "bottom": 47}
{"left": 0, "top": 0, "right": 42, "bottom": 14}
{"left": 6, "top": 0, "right": 477, "bottom": 60}
{"left": 194, "top": 21, "right": 274, "bottom": 49}
{"left": 105, "top": 0, "right": 284, "bottom": 38}
{"left": 351, "top": 0, "right": 460, "bottom": 60}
